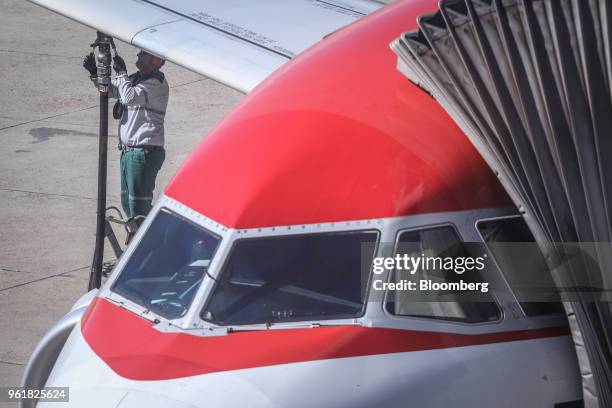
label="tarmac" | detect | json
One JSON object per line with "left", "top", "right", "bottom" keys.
{"left": 0, "top": 0, "right": 242, "bottom": 402}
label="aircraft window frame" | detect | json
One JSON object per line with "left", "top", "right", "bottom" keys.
{"left": 382, "top": 222, "right": 503, "bottom": 325}
{"left": 110, "top": 207, "right": 223, "bottom": 320}
{"left": 200, "top": 229, "right": 380, "bottom": 326}
{"left": 475, "top": 215, "right": 565, "bottom": 318}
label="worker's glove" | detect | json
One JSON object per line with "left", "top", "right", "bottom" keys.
{"left": 113, "top": 55, "right": 127, "bottom": 75}
{"left": 83, "top": 52, "right": 97, "bottom": 76}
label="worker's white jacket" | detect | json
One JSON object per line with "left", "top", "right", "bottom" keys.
{"left": 109, "top": 72, "right": 169, "bottom": 147}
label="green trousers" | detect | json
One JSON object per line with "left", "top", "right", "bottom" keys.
{"left": 120, "top": 148, "right": 165, "bottom": 220}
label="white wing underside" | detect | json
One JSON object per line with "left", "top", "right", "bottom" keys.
{"left": 30, "top": 0, "right": 382, "bottom": 92}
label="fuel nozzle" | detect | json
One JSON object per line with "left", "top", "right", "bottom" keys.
{"left": 90, "top": 32, "right": 113, "bottom": 92}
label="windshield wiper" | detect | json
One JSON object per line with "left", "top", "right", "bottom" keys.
{"left": 206, "top": 319, "right": 363, "bottom": 334}
{"left": 104, "top": 294, "right": 162, "bottom": 324}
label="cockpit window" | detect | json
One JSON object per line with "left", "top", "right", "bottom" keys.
{"left": 202, "top": 231, "right": 378, "bottom": 325}
{"left": 112, "top": 209, "right": 221, "bottom": 320}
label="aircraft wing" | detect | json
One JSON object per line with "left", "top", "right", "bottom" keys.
{"left": 29, "top": 0, "right": 383, "bottom": 92}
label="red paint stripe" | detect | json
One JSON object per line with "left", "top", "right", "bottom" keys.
{"left": 81, "top": 298, "right": 569, "bottom": 381}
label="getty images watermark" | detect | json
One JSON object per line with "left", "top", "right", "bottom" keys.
{"left": 363, "top": 241, "right": 612, "bottom": 303}
{"left": 371, "top": 253, "right": 490, "bottom": 295}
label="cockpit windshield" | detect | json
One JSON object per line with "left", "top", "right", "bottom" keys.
{"left": 201, "top": 231, "right": 378, "bottom": 325}
{"left": 112, "top": 208, "right": 221, "bottom": 320}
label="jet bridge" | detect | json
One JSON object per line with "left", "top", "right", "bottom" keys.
{"left": 392, "top": 0, "right": 612, "bottom": 406}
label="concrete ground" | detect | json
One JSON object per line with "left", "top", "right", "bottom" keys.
{"left": 0, "top": 0, "right": 241, "bottom": 402}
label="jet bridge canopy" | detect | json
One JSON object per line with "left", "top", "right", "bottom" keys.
{"left": 391, "top": 0, "right": 612, "bottom": 406}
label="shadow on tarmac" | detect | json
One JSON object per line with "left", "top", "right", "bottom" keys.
{"left": 29, "top": 127, "right": 99, "bottom": 143}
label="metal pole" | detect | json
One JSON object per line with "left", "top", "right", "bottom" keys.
{"left": 88, "top": 32, "right": 112, "bottom": 290}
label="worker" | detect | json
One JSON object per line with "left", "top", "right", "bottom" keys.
{"left": 83, "top": 49, "right": 169, "bottom": 228}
